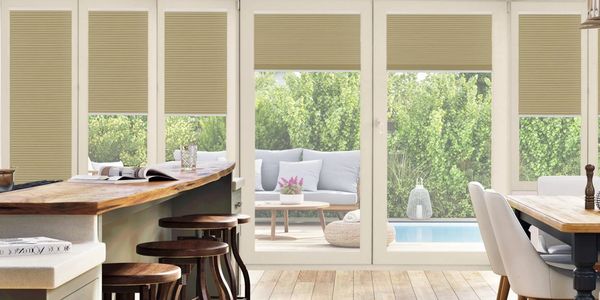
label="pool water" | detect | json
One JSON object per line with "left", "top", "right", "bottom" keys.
{"left": 393, "top": 222, "right": 482, "bottom": 243}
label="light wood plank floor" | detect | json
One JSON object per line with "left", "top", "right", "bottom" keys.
{"left": 249, "top": 270, "right": 518, "bottom": 300}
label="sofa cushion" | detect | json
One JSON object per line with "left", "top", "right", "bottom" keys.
{"left": 256, "top": 149, "right": 302, "bottom": 191}
{"left": 275, "top": 160, "right": 322, "bottom": 192}
{"left": 302, "top": 149, "right": 360, "bottom": 193}
{"left": 255, "top": 159, "right": 264, "bottom": 191}
{"left": 255, "top": 190, "right": 357, "bottom": 206}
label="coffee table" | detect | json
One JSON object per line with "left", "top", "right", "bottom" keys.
{"left": 255, "top": 201, "right": 330, "bottom": 240}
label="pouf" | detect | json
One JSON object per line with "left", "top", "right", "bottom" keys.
{"left": 324, "top": 221, "right": 396, "bottom": 248}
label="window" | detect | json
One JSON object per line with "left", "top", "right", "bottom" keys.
{"left": 89, "top": 114, "right": 148, "bottom": 166}
{"left": 165, "top": 115, "right": 226, "bottom": 161}
{"left": 387, "top": 72, "right": 491, "bottom": 220}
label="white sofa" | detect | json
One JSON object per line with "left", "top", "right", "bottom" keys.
{"left": 255, "top": 148, "right": 360, "bottom": 212}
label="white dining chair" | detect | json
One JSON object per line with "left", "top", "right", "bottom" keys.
{"left": 484, "top": 189, "right": 598, "bottom": 299}
{"left": 537, "top": 176, "right": 600, "bottom": 254}
{"left": 468, "top": 182, "right": 509, "bottom": 300}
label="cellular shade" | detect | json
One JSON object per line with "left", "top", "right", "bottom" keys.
{"left": 89, "top": 11, "right": 148, "bottom": 113}
{"left": 387, "top": 15, "right": 492, "bottom": 71}
{"left": 254, "top": 14, "right": 360, "bottom": 70}
{"left": 519, "top": 15, "right": 581, "bottom": 115}
{"left": 10, "top": 11, "right": 72, "bottom": 183}
{"left": 165, "top": 12, "right": 227, "bottom": 114}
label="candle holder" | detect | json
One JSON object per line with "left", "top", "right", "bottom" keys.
{"left": 586, "top": 164, "right": 595, "bottom": 210}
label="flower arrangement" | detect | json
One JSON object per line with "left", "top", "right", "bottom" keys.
{"left": 278, "top": 176, "right": 304, "bottom": 195}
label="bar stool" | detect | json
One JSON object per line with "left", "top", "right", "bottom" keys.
{"left": 136, "top": 239, "right": 233, "bottom": 300}
{"left": 159, "top": 214, "right": 251, "bottom": 300}
{"left": 102, "top": 262, "right": 181, "bottom": 300}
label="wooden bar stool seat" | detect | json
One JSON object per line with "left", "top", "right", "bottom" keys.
{"left": 102, "top": 263, "right": 181, "bottom": 300}
{"left": 137, "top": 240, "right": 233, "bottom": 300}
{"left": 160, "top": 213, "right": 252, "bottom": 300}
{"left": 159, "top": 215, "right": 237, "bottom": 230}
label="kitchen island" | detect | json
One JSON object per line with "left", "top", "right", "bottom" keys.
{"left": 0, "top": 161, "right": 239, "bottom": 299}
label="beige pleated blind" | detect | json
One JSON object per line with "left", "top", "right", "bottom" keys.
{"left": 387, "top": 15, "right": 492, "bottom": 71}
{"left": 89, "top": 11, "right": 148, "bottom": 113}
{"left": 165, "top": 12, "right": 227, "bottom": 114}
{"left": 10, "top": 11, "right": 72, "bottom": 183}
{"left": 254, "top": 14, "right": 360, "bottom": 70}
{"left": 519, "top": 15, "right": 581, "bottom": 115}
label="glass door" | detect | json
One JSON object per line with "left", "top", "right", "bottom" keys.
{"left": 372, "top": 0, "right": 509, "bottom": 266}
{"left": 239, "top": 0, "right": 373, "bottom": 265}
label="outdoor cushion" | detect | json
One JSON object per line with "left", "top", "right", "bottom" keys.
{"left": 255, "top": 148, "right": 302, "bottom": 191}
{"left": 275, "top": 160, "right": 322, "bottom": 192}
{"left": 255, "top": 159, "right": 264, "bottom": 191}
{"left": 302, "top": 149, "right": 360, "bottom": 193}
{"left": 324, "top": 221, "right": 395, "bottom": 248}
{"left": 173, "top": 150, "right": 227, "bottom": 161}
{"left": 255, "top": 190, "right": 357, "bottom": 206}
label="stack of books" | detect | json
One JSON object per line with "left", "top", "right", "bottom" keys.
{"left": 0, "top": 237, "right": 71, "bottom": 257}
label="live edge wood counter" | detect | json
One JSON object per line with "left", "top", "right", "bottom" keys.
{"left": 0, "top": 161, "right": 235, "bottom": 215}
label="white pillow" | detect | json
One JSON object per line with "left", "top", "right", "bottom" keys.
{"left": 91, "top": 161, "right": 124, "bottom": 171}
{"left": 255, "top": 159, "right": 264, "bottom": 191}
{"left": 275, "top": 160, "right": 322, "bottom": 192}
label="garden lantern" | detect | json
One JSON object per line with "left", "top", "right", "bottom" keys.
{"left": 407, "top": 178, "right": 432, "bottom": 220}
{"left": 582, "top": 0, "right": 600, "bottom": 29}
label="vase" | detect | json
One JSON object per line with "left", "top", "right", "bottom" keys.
{"left": 280, "top": 193, "right": 304, "bottom": 205}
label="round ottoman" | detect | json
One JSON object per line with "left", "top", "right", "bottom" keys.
{"left": 324, "top": 221, "right": 396, "bottom": 248}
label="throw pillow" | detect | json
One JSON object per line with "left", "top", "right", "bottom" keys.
{"left": 275, "top": 160, "right": 322, "bottom": 192}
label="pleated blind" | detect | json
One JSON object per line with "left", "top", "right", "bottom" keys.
{"left": 89, "top": 11, "right": 148, "bottom": 113}
{"left": 165, "top": 12, "right": 227, "bottom": 114}
{"left": 10, "top": 11, "right": 72, "bottom": 183}
{"left": 387, "top": 15, "right": 492, "bottom": 71}
{"left": 519, "top": 15, "right": 581, "bottom": 115}
{"left": 254, "top": 14, "right": 360, "bottom": 70}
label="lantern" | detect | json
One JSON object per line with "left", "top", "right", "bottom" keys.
{"left": 406, "top": 178, "right": 432, "bottom": 220}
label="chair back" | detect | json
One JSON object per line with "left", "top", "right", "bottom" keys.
{"left": 467, "top": 182, "right": 505, "bottom": 276}
{"left": 538, "top": 176, "right": 600, "bottom": 196}
{"left": 484, "top": 190, "right": 553, "bottom": 298}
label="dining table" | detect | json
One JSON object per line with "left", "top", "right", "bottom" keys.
{"left": 507, "top": 194, "right": 600, "bottom": 300}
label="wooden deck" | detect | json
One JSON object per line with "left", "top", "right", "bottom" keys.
{"left": 249, "top": 270, "right": 516, "bottom": 300}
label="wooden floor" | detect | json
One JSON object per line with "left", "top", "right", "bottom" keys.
{"left": 249, "top": 270, "right": 518, "bottom": 300}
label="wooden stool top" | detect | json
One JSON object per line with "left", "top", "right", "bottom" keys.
{"left": 235, "top": 214, "right": 251, "bottom": 224}
{"left": 137, "top": 239, "right": 229, "bottom": 258}
{"left": 159, "top": 215, "right": 237, "bottom": 229}
{"left": 102, "top": 263, "right": 181, "bottom": 286}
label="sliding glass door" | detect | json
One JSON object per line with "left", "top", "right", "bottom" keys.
{"left": 372, "top": 0, "right": 508, "bottom": 266}
{"left": 240, "top": 0, "right": 373, "bottom": 265}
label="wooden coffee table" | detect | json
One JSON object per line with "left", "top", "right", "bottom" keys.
{"left": 255, "top": 201, "right": 330, "bottom": 240}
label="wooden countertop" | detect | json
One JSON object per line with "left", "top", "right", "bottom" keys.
{"left": 507, "top": 194, "right": 600, "bottom": 233}
{"left": 0, "top": 161, "right": 234, "bottom": 215}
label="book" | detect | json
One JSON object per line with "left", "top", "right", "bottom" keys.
{"left": 0, "top": 237, "right": 71, "bottom": 257}
{"left": 69, "top": 166, "right": 178, "bottom": 184}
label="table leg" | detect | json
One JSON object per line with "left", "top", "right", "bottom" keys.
{"left": 270, "top": 210, "right": 276, "bottom": 240}
{"left": 284, "top": 210, "right": 289, "bottom": 233}
{"left": 573, "top": 233, "right": 597, "bottom": 300}
{"left": 319, "top": 209, "right": 326, "bottom": 231}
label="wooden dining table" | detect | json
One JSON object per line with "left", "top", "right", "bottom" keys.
{"left": 507, "top": 194, "right": 600, "bottom": 300}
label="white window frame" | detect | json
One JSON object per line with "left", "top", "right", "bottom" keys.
{"left": 240, "top": 0, "right": 373, "bottom": 265}
{"left": 1, "top": 0, "right": 79, "bottom": 175}
{"left": 510, "top": 1, "right": 589, "bottom": 192}
{"left": 157, "top": 0, "right": 238, "bottom": 167}
{"left": 372, "top": 0, "right": 508, "bottom": 266}
{"left": 79, "top": 0, "right": 157, "bottom": 170}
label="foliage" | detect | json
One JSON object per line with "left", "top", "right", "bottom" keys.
{"left": 88, "top": 115, "right": 148, "bottom": 167}
{"left": 519, "top": 117, "right": 580, "bottom": 181}
{"left": 165, "top": 116, "right": 226, "bottom": 161}
{"left": 386, "top": 73, "right": 491, "bottom": 218}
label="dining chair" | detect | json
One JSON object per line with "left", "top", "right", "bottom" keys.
{"left": 468, "top": 182, "right": 509, "bottom": 300}
{"left": 537, "top": 176, "right": 600, "bottom": 254}
{"left": 484, "top": 189, "right": 599, "bottom": 299}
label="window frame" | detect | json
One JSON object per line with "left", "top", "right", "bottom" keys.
{"left": 509, "top": 1, "right": 589, "bottom": 191}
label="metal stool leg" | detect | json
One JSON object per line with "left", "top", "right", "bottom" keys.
{"left": 231, "top": 226, "right": 250, "bottom": 300}
{"left": 198, "top": 257, "right": 210, "bottom": 300}
{"left": 212, "top": 255, "right": 234, "bottom": 300}
{"left": 222, "top": 229, "right": 238, "bottom": 298}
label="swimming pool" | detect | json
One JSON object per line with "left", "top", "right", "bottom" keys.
{"left": 393, "top": 222, "right": 482, "bottom": 243}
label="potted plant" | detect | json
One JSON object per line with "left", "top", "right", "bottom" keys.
{"left": 279, "top": 176, "right": 304, "bottom": 204}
